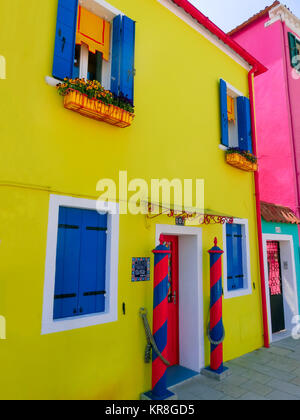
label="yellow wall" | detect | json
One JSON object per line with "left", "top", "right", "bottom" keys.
{"left": 0, "top": 0, "right": 263, "bottom": 399}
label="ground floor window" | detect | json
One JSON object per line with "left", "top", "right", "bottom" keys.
{"left": 223, "top": 219, "right": 252, "bottom": 299}
{"left": 42, "top": 195, "right": 119, "bottom": 334}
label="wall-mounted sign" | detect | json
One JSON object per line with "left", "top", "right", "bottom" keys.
{"left": 275, "top": 227, "right": 281, "bottom": 234}
{"left": 176, "top": 216, "right": 185, "bottom": 226}
{"left": 132, "top": 258, "right": 150, "bottom": 282}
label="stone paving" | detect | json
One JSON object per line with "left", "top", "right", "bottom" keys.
{"left": 170, "top": 337, "right": 300, "bottom": 400}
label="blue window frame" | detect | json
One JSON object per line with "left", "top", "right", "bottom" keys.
{"left": 53, "top": 206, "right": 107, "bottom": 320}
{"left": 226, "top": 223, "right": 244, "bottom": 291}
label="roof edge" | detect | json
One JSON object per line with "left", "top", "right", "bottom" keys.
{"left": 227, "top": 1, "right": 280, "bottom": 36}
{"left": 261, "top": 201, "right": 300, "bottom": 225}
{"left": 170, "top": 0, "right": 267, "bottom": 76}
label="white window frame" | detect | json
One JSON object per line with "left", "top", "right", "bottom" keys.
{"left": 41, "top": 194, "right": 119, "bottom": 335}
{"left": 222, "top": 218, "right": 252, "bottom": 299}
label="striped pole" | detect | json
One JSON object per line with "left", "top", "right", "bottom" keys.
{"left": 152, "top": 244, "right": 171, "bottom": 399}
{"left": 208, "top": 237, "right": 225, "bottom": 373}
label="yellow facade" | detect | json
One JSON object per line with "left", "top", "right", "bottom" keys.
{"left": 0, "top": 0, "right": 263, "bottom": 399}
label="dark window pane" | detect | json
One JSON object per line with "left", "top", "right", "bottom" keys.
{"left": 73, "top": 44, "right": 81, "bottom": 79}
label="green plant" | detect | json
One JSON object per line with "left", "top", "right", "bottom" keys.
{"left": 225, "top": 147, "right": 257, "bottom": 164}
{"left": 57, "top": 78, "right": 135, "bottom": 114}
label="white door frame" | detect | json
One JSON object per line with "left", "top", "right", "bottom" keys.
{"left": 155, "top": 225, "right": 204, "bottom": 372}
{"left": 262, "top": 234, "right": 299, "bottom": 343}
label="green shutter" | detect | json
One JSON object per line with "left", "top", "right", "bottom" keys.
{"left": 288, "top": 32, "right": 298, "bottom": 68}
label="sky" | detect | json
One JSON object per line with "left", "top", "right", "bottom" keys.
{"left": 189, "top": 0, "right": 300, "bottom": 33}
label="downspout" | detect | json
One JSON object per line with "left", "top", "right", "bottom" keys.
{"left": 248, "top": 68, "right": 270, "bottom": 348}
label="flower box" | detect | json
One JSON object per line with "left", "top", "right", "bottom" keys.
{"left": 226, "top": 152, "right": 258, "bottom": 172}
{"left": 63, "top": 89, "right": 134, "bottom": 128}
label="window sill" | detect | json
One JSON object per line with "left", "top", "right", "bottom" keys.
{"left": 224, "top": 286, "right": 252, "bottom": 300}
{"left": 42, "top": 310, "right": 118, "bottom": 335}
{"left": 226, "top": 152, "right": 257, "bottom": 172}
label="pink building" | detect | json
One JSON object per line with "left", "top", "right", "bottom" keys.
{"left": 230, "top": 2, "right": 300, "bottom": 341}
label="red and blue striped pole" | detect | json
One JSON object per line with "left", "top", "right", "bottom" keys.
{"left": 151, "top": 243, "right": 172, "bottom": 399}
{"left": 206, "top": 237, "right": 228, "bottom": 376}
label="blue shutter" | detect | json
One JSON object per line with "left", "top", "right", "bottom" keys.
{"left": 227, "top": 224, "right": 244, "bottom": 291}
{"left": 226, "top": 224, "right": 234, "bottom": 291}
{"left": 52, "top": 0, "right": 78, "bottom": 80}
{"left": 120, "top": 16, "right": 136, "bottom": 103}
{"left": 232, "top": 224, "right": 244, "bottom": 290}
{"left": 78, "top": 210, "right": 107, "bottom": 316}
{"left": 53, "top": 207, "right": 81, "bottom": 319}
{"left": 237, "top": 97, "right": 253, "bottom": 153}
{"left": 111, "top": 15, "right": 122, "bottom": 97}
{"left": 220, "top": 79, "right": 229, "bottom": 147}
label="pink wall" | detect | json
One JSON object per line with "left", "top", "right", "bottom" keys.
{"left": 284, "top": 23, "right": 300, "bottom": 216}
{"left": 232, "top": 17, "right": 298, "bottom": 214}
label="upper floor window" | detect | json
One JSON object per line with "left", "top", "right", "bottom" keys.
{"left": 219, "top": 79, "right": 253, "bottom": 153}
{"left": 52, "top": 0, "right": 136, "bottom": 104}
{"left": 288, "top": 32, "right": 300, "bottom": 71}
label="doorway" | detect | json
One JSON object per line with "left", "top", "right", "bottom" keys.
{"left": 267, "top": 241, "right": 285, "bottom": 334}
{"left": 156, "top": 225, "right": 204, "bottom": 383}
{"left": 160, "top": 235, "right": 179, "bottom": 366}
{"left": 263, "top": 234, "right": 299, "bottom": 343}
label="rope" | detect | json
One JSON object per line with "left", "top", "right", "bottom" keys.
{"left": 139, "top": 308, "right": 170, "bottom": 366}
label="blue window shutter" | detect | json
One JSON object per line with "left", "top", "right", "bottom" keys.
{"left": 220, "top": 79, "right": 229, "bottom": 147}
{"left": 226, "top": 224, "right": 234, "bottom": 291}
{"left": 52, "top": 0, "right": 79, "bottom": 80}
{"left": 120, "top": 16, "right": 136, "bottom": 103}
{"left": 232, "top": 224, "right": 244, "bottom": 290}
{"left": 53, "top": 207, "right": 81, "bottom": 319}
{"left": 111, "top": 15, "right": 122, "bottom": 97}
{"left": 237, "top": 96, "right": 253, "bottom": 153}
{"left": 78, "top": 210, "right": 108, "bottom": 316}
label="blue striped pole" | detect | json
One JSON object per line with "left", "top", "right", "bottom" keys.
{"left": 152, "top": 244, "right": 171, "bottom": 399}
{"left": 208, "top": 237, "right": 225, "bottom": 373}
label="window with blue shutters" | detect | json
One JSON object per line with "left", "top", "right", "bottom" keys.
{"left": 54, "top": 207, "right": 108, "bottom": 320}
{"left": 42, "top": 195, "right": 119, "bottom": 335}
{"left": 52, "top": 0, "right": 136, "bottom": 104}
{"left": 226, "top": 224, "right": 244, "bottom": 291}
{"left": 223, "top": 220, "right": 252, "bottom": 298}
{"left": 219, "top": 79, "right": 253, "bottom": 153}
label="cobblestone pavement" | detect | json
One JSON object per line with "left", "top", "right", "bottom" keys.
{"left": 170, "top": 337, "right": 300, "bottom": 400}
